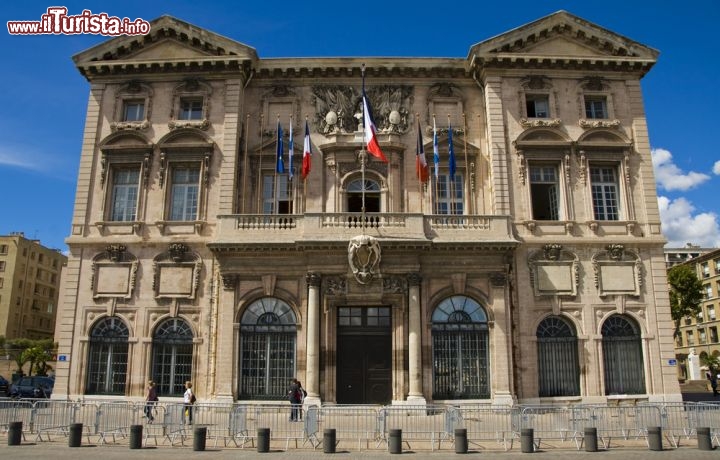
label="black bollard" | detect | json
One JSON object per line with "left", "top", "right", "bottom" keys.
{"left": 129, "top": 424, "right": 143, "bottom": 449}
{"left": 323, "top": 428, "right": 336, "bottom": 454}
{"left": 388, "top": 428, "right": 402, "bottom": 454}
{"left": 7, "top": 421, "right": 22, "bottom": 446}
{"left": 647, "top": 426, "right": 662, "bottom": 451}
{"left": 193, "top": 426, "right": 207, "bottom": 451}
{"left": 455, "top": 428, "right": 468, "bottom": 454}
{"left": 257, "top": 427, "right": 270, "bottom": 453}
{"left": 68, "top": 423, "right": 83, "bottom": 448}
{"left": 520, "top": 428, "right": 534, "bottom": 453}
{"left": 697, "top": 427, "right": 712, "bottom": 451}
{"left": 584, "top": 427, "right": 598, "bottom": 452}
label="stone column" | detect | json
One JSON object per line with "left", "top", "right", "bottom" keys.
{"left": 490, "top": 272, "right": 515, "bottom": 406}
{"left": 305, "top": 273, "right": 322, "bottom": 406}
{"left": 214, "top": 273, "right": 237, "bottom": 402}
{"left": 407, "top": 273, "right": 426, "bottom": 403}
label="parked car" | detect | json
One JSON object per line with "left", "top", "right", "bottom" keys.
{"left": 9, "top": 376, "right": 54, "bottom": 399}
{"left": 0, "top": 375, "right": 8, "bottom": 396}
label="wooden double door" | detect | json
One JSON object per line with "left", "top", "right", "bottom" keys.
{"left": 336, "top": 307, "right": 392, "bottom": 404}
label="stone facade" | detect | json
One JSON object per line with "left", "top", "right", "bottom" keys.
{"left": 54, "top": 11, "right": 681, "bottom": 405}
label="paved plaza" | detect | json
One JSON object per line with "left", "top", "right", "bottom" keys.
{"left": 2, "top": 441, "right": 720, "bottom": 459}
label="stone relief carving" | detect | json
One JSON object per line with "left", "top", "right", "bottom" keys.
{"left": 591, "top": 244, "right": 643, "bottom": 297}
{"left": 348, "top": 234, "right": 381, "bottom": 285}
{"left": 323, "top": 276, "right": 347, "bottom": 296}
{"left": 527, "top": 244, "right": 579, "bottom": 297}
{"left": 90, "top": 245, "right": 138, "bottom": 299}
{"left": 578, "top": 119, "right": 621, "bottom": 129}
{"left": 221, "top": 273, "right": 237, "bottom": 290}
{"left": 383, "top": 276, "right": 406, "bottom": 294}
{"left": 152, "top": 243, "right": 203, "bottom": 300}
{"left": 311, "top": 85, "right": 413, "bottom": 135}
{"left": 520, "top": 118, "right": 562, "bottom": 128}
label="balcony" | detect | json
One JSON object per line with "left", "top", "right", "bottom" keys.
{"left": 214, "top": 213, "right": 516, "bottom": 247}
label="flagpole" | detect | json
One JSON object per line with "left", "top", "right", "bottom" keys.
{"left": 275, "top": 115, "right": 280, "bottom": 215}
{"left": 416, "top": 113, "right": 423, "bottom": 214}
{"left": 462, "top": 112, "right": 471, "bottom": 215}
{"left": 257, "top": 113, "right": 264, "bottom": 213}
{"left": 303, "top": 116, "right": 308, "bottom": 213}
{"left": 241, "top": 113, "right": 250, "bottom": 214}
{"left": 433, "top": 114, "right": 438, "bottom": 215}
{"left": 448, "top": 114, "right": 455, "bottom": 216}
{"left": 289, "top": 114, "right": 294, "bottom": 213}
{"left": 360, "top": 64, "right": 367, "bottom": 234}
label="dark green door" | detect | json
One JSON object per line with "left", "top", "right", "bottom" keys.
{"left": 336, "top": 307, "right": 391, "bottom": 404}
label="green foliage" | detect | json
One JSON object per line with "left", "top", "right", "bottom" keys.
{"left": 3, "top": 338, "right": 57, "bottom": 376}
{"left": 668, "top": 264, "right": 705, "bottom": 339}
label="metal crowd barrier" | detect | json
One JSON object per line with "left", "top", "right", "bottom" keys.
{"left": 2, "top": 399, "right": 720, "bottom": 451}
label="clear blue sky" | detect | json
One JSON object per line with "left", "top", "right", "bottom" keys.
{"left": 1, "top": 0, "right": 719, "bottom": 251}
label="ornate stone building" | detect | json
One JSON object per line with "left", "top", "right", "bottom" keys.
{"left": 54, "top": 11, "right": 681, "bottom": 405}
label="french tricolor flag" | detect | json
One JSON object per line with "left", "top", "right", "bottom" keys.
{"left": 302, "top": 120, "right": 312, "bottom": 180}
{"left": 362, "top": 74, "right": 388, "bottom": 163}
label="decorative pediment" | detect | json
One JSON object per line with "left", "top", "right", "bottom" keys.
{"left": 73, "top": 15, "right": 257, "bottom": 80}
{"left": 577, "top": 129, "right": 631, "bottom": 147}
{"left": 527, "top": 244, "right": 579, "bottom": 297}
{"left": 468, "top": 11, "right": 658, "bottom": 75}
{"left": 152, "top": 243, "right": 203, "bottom": 300}
{"left": 91, "top": 245, "right": 139, "bottom": 299}
{"left": 591, "top": 244, "right": 643, "bottom": 297}
{"left": 515, "top": 128, "right": 570, "bottom": 146}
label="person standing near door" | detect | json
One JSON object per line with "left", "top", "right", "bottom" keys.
{"left": 287, "top": 378, "right": 301, "bottom": 421}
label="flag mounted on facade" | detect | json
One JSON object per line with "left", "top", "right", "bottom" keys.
{"left": 288, "top": 119, "right": 294, "bottom": 180}
{"left": 302, "top": 120, "right": 312, "bottom": 180}
{"left": 433, "top": 117, "right": 439, "bottom": 179}
{"left": 416, "top": 120, "right": 429, "bottom": 183}
{"left": 276, "top": 119, "right": 285, "bottom": 173}
{"left": 362, "top": 72, "right": 389, "bottom": 163}
{"left": 448, "top": 121, "right": 456, "bottom": 179}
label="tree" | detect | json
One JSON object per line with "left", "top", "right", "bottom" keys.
{"left": 668, "top": 264, "right": 705, "bottom": 339}
{"left": 4, "top": 338, "right": 56, "bottom": 376}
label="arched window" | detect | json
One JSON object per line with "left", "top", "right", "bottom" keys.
{"left": 86, "top": 316, "right": 129, "bottom": 395}
{"left": 431, "top": 295, "right": 489, "bottom": 399}
{"left": 602, "top": 314, "right": 645, "bottom": 394}
{"left": 347, "top": 178, "right": 381, "bottom": 213}
{"left": 537, "top": 316, "right": 579, "bottom": 397}
{"left": 151, "top": 318, "right": 194, "bottom": 397}
{"left": 239, "top": 297, "right": 297, "bottom": 400}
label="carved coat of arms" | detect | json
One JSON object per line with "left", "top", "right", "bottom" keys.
{"left": 348, "top": 235, "right": 381, "bottom": 284}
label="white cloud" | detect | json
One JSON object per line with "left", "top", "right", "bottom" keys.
{"left": 652, "top": 148, "right": 710, "bottom": 191}
{"left": 658, "top": 196, "right": 720, "bottom": 247}
{"left": 713, "top": 160, "right": 720, "bottom": 175}
{"left": 0, "top": 151, "right": 43, "bottom": 170}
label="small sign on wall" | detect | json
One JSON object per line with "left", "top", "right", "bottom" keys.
{"left": 668, "top": 359, "right": 677, "bottom": 366}
{"left": 58, "top": 355, "right": 69, "bottom": 362}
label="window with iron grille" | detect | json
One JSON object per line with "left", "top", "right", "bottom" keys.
{"left": 86, "top": 316, "right": 129, "bottom": 395}
{"left": 431, "top": 295, "right": 489, "bottom": 399}
{"left": 537, "top": 316, "right": 579, "bottom": 397}
{"left": 239, "top": 297, "right": 297, "bottom": 400}
{"left": 152, "top": 318, "right": 194, "bottom": 397}
{"left": 601, "top": 315, "right": 645, "bottom": 395}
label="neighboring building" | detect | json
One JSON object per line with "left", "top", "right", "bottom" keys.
{"left": 664, "top": 244, "right": 715, "bottom": 269}
{"left": 0, "top": 233, "right": 67, "bottom": 340}
{"left": 54, "top": 11, "right": 681, "bottom": 405}
{"left": 673, "top": 248, "right": 720, "bottom": 379}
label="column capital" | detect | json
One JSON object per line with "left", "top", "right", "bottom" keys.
{"left": 306, "top": 272, "right": 322, "bottom": 287}
{"left": 407, "top": 273, "right": 422, "bottom": 286}
{"left": 221, "top": 273, "right": 237, "bottom": 290}
{"left": 489, "top": 272, "right": 507, "bottom": 287}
